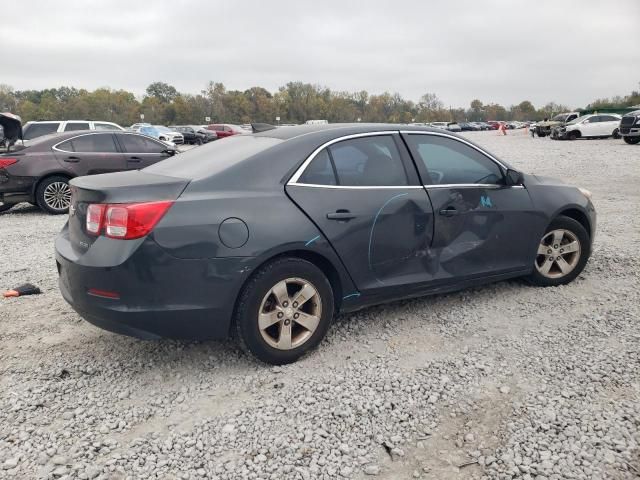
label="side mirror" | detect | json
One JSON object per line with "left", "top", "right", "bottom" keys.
{"left": 505, "top": 169, "right": 524, "bottom": 186}
{"left": 162, "top": 149, "right": 177, "bottom": 156}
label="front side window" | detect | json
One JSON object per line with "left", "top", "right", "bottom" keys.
{"left": 64, "top": 122, "right": 90, "bottom": 131}
{"left": 118, "top": 134, "right": 166, "bottom": 153}
{"left": 23, "top": 123, "right": 59, "bottom": 140}
{"left": 68, "top": 134, "right": 118, "bottom": 153}
{"left": 407, "top": 134, "right": 503, "bottom": 185}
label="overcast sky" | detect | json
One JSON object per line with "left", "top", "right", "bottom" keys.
{"left": 3, "top": 0, "right": 639, "bottom": 108}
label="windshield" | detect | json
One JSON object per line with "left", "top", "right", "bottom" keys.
{"left": 551, "top": 114, "right": 569, "bottom": 122}
{"left": 154, "top": 126, "right": 171, "bottom": 133}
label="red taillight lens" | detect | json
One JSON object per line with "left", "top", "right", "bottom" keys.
{"left": 0, "top": 158, "right": 18, "bottom": 168}
{"left": 86, "top": 204, "right": 106, "bottom": 235}
{"left": 85, "top": 201, "right": 173, "bottom": 240}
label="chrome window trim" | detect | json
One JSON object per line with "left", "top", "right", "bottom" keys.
{"left": 400, "top": 130, "right": 508, "bottom": 170}
{"left": 288, "top": 183, "right": 424, "bottom": 190}
{"left": 287, "top": 131, "right": 400, "bottom": 185}
{"left": 52, "top": 132, "right": 120, "bottom": 154}
{"left": 424, "top": 184, "right": 525, "bottom": 190}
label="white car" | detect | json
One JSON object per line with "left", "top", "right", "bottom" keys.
{"left": 153, "top": 126, "right": 185, "bottom": 145}
{"left": 557, "top": 113, "right": 622, "bottom": 140}
{"left": 20, "top": 120, "right": 124, "bottom": 145}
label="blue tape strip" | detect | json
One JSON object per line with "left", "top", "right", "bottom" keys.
{"left": 305, "top": 235, "right": 321, "bottom": 247}
{"left": 342, "top": 292, "right": 361, "bottom": 300}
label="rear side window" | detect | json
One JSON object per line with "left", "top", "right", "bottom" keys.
{"left": 599, "top": 115, "right": 618, "bottom": 122}
{"left": 298, "top": 150, "right": 336, "bottom": 185}
{"left": 407, "top": 134, "right": 503, "bottom": 185}
{"left": 118, "top": 134, "right": 166, "bottom": 153}
{"left": 297, "top": 136, "right": 408, "bottom": 186}
{"left": 94, "top": 123, "right": 121, "bottom": 131}
{"left": 23, "top": 123, "right": 59, "bottom": 140}
{"left": 64, "top": 122, "right": 90, "bottom": 131}
{"left": 68, "top": 134, "right": 118, "bottom": 153}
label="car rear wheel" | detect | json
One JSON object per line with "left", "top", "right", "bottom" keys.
{"left": 36, "top": 175, "right": 71, "bottom": 214}
{"left": 612, "top": 129, "right": 620, "bottom": 139}
{"left": 623, "top": 136, "right": 640, "bottom": 145}
{"left": 234, "top": 257, "right": 334, "bottom": 365}
{"left": 527, "top": 216, "right": 590, "bottom": 287}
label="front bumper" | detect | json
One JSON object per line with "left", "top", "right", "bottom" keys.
{"left": 55, "top": 229, "right": 253, "bottom": 340}
{"left": 619, "top": 126, "right": 640, "bottom": 138}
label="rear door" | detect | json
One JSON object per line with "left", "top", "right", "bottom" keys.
{"left": 402, "top": 132, "right": 537, "bottom": 280}
{"left": 598, "top": 115, "right": 620, "bottom": 136}
{"left": 53, "top": 133, "right": 126, "bottom": 175}
{"left": 286, "top": 132, "right": 435, "bottom": 295}
{"left": 580, "top": 116, "right": 601, "bottom": 137}
{"left": 115, "top": 133, "right": 172, "bottom": 169}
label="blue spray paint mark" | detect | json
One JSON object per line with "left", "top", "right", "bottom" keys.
{"left": 342, "top": 292, "right": 361, "bottom": 300}
{"left": 304, "top": 235, "right": 321, "bottom": 246}
{"left": 367, "top": 193, "right": 409, "bottom": 283}
{"left": 480, "top": 195, "right": 493, "bottom": 208}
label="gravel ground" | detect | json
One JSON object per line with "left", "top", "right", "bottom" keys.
{"left": 1, "top": 131, "right": 638, "bottom": 480}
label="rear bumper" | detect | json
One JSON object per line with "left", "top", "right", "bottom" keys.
{"left": 0, "top": 173, "right": 35, "bottom": 204}
{"left": 55, "top": 231, "right": 253, "bottom": 340}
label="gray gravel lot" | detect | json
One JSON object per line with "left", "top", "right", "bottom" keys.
{"left": 1, "top": 131, "right": 638, "bottom": 480}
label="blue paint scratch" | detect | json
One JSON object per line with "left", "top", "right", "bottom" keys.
{"left": 304, "top": 235, "right": 321, "bottom": 247}
{"left": 367, "top": 193, "right": 409, "bottom": 283}
{"left": 343, "top": 292, "right": 361, "bottom": 300}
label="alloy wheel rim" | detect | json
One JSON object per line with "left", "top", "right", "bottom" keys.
{"left": 43, "top": 181, "right": 71, "bottom": 211}
{"left": 535, "top": 229, "right": 581, "bottom": 279}
{"left": 258, "top": 277, "right": 322, "bottom": 350}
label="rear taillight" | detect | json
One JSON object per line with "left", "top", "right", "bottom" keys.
{"left": 85, "top": 201, "right": 173, "bottom": 240}
{"left": 0, "top": 158, "right": 18, "bottom": 168}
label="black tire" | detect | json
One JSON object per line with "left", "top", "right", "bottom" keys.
{"left": 612, "top": 129, "right": 620, "bottom": 139}
{"left": 526, "top": 215, "right": 590, "bottom": 287}
{"left": 623, "top": 136, "right": 640, "bottom": 145}
{"left": 234, "top": 257, "right": 335, "bottom": 365}
{"left": 568, "top": 131, "right": 580, "bottom": 140}
{"left": 36, "top": 175, "right": 71, "bottom": 214}
{"left": 196, "top": 138, "right": 203, "bottom": 146}
{"left": 0, "top": 202, "right": 14, "bottom": 213}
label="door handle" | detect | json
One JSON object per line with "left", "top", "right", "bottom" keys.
{"left": 128, "top": 157, "right": 141, "bottom": 162}
{"left": 64, "top": 157, "right": 80, "bottom": 163}
{"left": 439, "top": 207, "right": 459, "bottom": 217}
{"left": 327, "top": 210, "right": 356, "bottom": 221}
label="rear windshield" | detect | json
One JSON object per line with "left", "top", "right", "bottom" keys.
{"left": 145, "top": 135, "right": 282, "bottom": 180}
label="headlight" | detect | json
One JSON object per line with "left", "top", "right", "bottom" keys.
{"left": 578, "top": 187, "right": 592, "bottom": 200}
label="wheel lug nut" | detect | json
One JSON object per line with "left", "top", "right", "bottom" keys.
{"left": 282, "top": 301, "right": 288, "bottom": 307}
{"left": 547, "top": 249, "right": 552, "bottom": 254}
{"left": 292, "top": 302, "right": 298, "bottom": 308}
{"left": 284, "top": 319, "right": 290, "bottom": 326}
{"left": 549, "top": 257, "right": 554, "bottom": 261}
{"left": 560, "top": 249, "right": 564, "bottom": 253}
{"left": 293, "top": 313, "right": 299, "bottom": 319}
{"left": 277, "top": 312, "right": 283, "bottom": 319}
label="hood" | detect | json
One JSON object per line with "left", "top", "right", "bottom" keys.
{"left": 0, "top": 112, "right": 22, "bottom": 142}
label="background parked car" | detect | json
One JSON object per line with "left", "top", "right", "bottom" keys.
{"left": 553, "top": 114, "right": 622, "bottom": 140}
{"left": 20, "top": 120, "right": 124, "bottom": 145}
{"left": 619, "top": 110, "right": 640, "bottom": 144}
{"left": 169, "top": 126, "right": 209, "bottom": 145}
{"left": 132, "top": 126, "right": 183, "bottom": 146}
{"left": 535, "top": 112, "right": 580, "bottom": 137}
{"left": 205, "top": 124, "right": 248, "bottom": 138}
{"left": 0, "top": 130, "right": 177, "bottom": 214}
{"left": 192, "top": 126, "right": 217, "bottom": 143}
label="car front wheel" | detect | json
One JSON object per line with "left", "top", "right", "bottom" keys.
{"left": 36, "top": 176, "right": 71, "bottom": 214}
{"left": 623, "top": 136, "right": 640, "bottom": 145}
{"left": 527, "top": 216, "right": 590, "bottom": 287}
{"left": 234, "top": 257, "right": 334, "bottom": 365}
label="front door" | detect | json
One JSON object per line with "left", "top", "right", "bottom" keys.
{"left": 53, "top": 133, "right": 126, "bottom": 175}
{"left": 402, "top": 132, "right": 537, "bottom": 281}
{"left": 286, "top": 133, "right": 435, "bottom": 294}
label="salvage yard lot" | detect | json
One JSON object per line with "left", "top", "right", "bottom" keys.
{"left": 1, "top": 132, "right": 638, "bottom": 479}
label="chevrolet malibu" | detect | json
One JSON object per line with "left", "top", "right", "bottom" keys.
{"left": 56, "top": 124, "right": 596, "bottom": 364}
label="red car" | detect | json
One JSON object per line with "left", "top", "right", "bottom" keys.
{"left": 486, "top": 121, "right": 501, "bottom": 130}
{"left": 206, "top": 124, "right": 248, "bottom": 138}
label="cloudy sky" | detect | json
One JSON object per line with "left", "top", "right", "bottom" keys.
{"left": 3, "top": 0, "right": 639, "bottom": 108}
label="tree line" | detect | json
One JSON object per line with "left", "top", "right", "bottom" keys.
{"left": 0, "top": 81, "right": 638, "bottom": 127}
